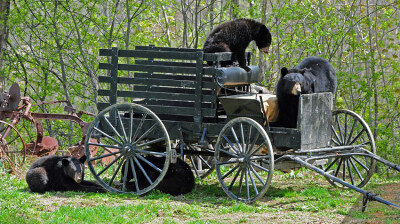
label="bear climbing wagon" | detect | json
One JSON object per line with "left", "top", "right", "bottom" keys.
{"left": 84, "top": 45, "right": 400, "bottom": 211}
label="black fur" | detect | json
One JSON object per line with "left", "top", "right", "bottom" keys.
{"left": 274, "top": 57, "right": 337, "bottom": 128}
{"left": 203, "top": 18, "right": 272, "bottom": 71}
{"left": 122, "top": 156, "right": 195, "bottom": 196}
{"left": 26, "top": 155, "right": 105, "bottom": 193}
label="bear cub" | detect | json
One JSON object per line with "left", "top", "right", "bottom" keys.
{"left": 26, "top": 155, "right": 105, "bottom": 193}
{"left": 122, "top": 156, "right": 195, "bottom": 196}
{"left": 203, "top": 18, "right": 272, "bottom": 72}
{"left": 274, "top": 56, "right": 337, "bottom": 128}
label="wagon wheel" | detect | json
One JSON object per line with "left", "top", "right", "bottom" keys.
{"left": 185, "top": 143, "right": 215, "bottom": 179}
{"left": 215, "top": 117, "right": 274, "bottom": 203}
{"left": 324, "top": 109, "right": 376, "bottom": 188}
{"left": 85, "top": 103, "right": 171, "bottom": 194}
{"left": 0, "top": 120, "right": 26, "bottom": 169}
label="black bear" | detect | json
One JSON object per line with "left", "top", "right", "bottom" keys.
{"left": 203, "top": 18, "right": 272, "bottom": 71}
{"left": 26, "top": 155, "right": 105, "bottom": 193}
{"left": 274, "top": 56, "right": 337, "bottom": 128}
{"left": 122, "top": 156, "right": 195, "bottom": 196}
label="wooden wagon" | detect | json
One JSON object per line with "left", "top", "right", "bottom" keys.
{"left": 84, "top": 45, "right": 400, "bottom": 210}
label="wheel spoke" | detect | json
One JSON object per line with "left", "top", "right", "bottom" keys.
{"left": 136, "top": 137, "right": 165, "bottom": 148}
{"left": 89, "top": 150, "right": 121, "bottom": 162}
{"left": 342, "top": 158, "right": 346, "bottom": 181}
{"left": 217, "top": 160, "right": 241, "bottom": 165}
{"left": 230, "top": 127, "right": 243, "bottom": 152}
{"left": 218, "top": 147, "right": 239, "bottom": 158}
{"left": 222, "top": 135, "right": 240, "bottom": 154}
{"left": 108, "top": 158, "right": 124, "bottom": 186}
{"left": 134, "top": 123, "right": 158, "bottom": 144}
{"left": 129, "top": 158, "right": 140, "bottom": 193}
{"left": 136, "top": 154, "right": 163, "bottom": 173}
{"left": 228, "top": 167, "right": 242, "bottom": 190}
{"left": 336, "top": 115, "right": 344, "bottom": 144}
{"left": 245, "top": 169, "right": 250, "bottom": 199}
{"left": 250, "top": 161, "right": 269, "bottom": 172}
{"left": 247, "top": 132, "right": 260, "bottom": 154}
{"left": 246, "top": 125, "right": 253, "bottom": 153}
{"left": 133, "top": 157, "right": 153, "bottom": 185}
{"left": 197, "top": 155, "right": 212, "bottom": 169}
{"left": 122, "top": 158, "right": 129, "bottom": 191}
{"left": 238, "top": 169, "right": 245, "bottom": 195}
{"left": 248, "top": 168, "right": 258, "bottom": 196}
{"left": 93, "top": 126, "right": 121, "bottom": 146}
{"left": 222, "top": 164, "right": 240, "bottom": 180}
{"left": 116, "top": 110, "right": 128, "bottom": 142}
{"left": 88, "top": 142, "right": 122, "bottom": 149}
{"left": 189, "top": 155, "right": 200, "bottom": 177}
{"left": 134, "top": 148, "right": 167, "bottom": 157}
{"left": 348, "top": 128, "right": 366, "bottom": 146}
{"left": 349, "top": 157, "right": 364, "bottom": 181}
{"left": 331, "top": 125, "right": 342, "bottom": 145}
{"left": 324, "top": 157, "right": 339, "bottom": 172}
{"left": 345, "top": 118, "right": 358, "bottom": 145}
{"left": 351, "top": 155, "right": 369, "bottom": 171}
{"left": 346, "top": 159, "right": 354, "bottom": 185}
{"left": 334, "top": 159, "right": 343, "bottom": 177}
{"left": 250, "top": 165, "right": 265, "bottom": 185}
{"left": 102, "top": 115, "right": 125, "bottom": 143}
{"left": 344, "top": 114, "right": 348, "bottom": 143}
{"left": 97, "top": 153, "right": 124, "bottom": 176}
{"left": 240, "top": 123, "right": 246, "bottom": 153}
{"left": 132, "top": 112, "right": 148, "bottom": 142}
{"left": 249, "top": 143, "right": 265, "bottom": 157}
{"left": 129, "top": 108, "right": 134, "bottom": 143}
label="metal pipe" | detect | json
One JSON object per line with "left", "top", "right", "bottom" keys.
{"left": 280, "top": 155, "right": 400, "bottom": 211}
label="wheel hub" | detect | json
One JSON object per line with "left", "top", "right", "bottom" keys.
{"left": 123, "top": 144, "right": 137, "bottom": 156}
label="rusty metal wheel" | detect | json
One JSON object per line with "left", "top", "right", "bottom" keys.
{"left": 0, "top": 120, "right": 26, "bottom": 170}
{"left": 85, "top": 103, "right": 171, "bottom": 194}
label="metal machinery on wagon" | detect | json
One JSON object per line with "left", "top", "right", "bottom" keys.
{"left": 84, "top": 45, "right": 400, "bottom": 211}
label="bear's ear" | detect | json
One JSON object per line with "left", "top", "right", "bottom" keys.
{"left": 281, "top": 67, "right": 289, "bottom": 77}
{"left": 62, "top": 158, "right": 70, "bottom": 167}
{"left": 79, "top": 155, "right": 87, "bottom": 164}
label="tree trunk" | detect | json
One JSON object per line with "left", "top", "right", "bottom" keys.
{"left": 0, "top": 0, "right": 10, "bottom": 90}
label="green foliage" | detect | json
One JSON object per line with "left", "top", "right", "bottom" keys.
{"left": 1, "top": 0, "right": 399, "bottom": 166}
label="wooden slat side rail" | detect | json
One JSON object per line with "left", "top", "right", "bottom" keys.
{"left": 118, "top": 50, "right": 199, "bottom": 60}
{"left": 98, "top": 46, "right": 219, "bottom": 123}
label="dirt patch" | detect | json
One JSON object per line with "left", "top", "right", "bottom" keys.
{"left": 343, "top": 182, "right": 400, "bottom": 223}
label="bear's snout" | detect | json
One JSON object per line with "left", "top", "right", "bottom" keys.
{"left": 74, "top": 173, "right": 83, "bottom": 183}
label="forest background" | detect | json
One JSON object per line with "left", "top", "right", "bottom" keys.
{"left": 0, "top": 0, "right": 399, "bottom": 173}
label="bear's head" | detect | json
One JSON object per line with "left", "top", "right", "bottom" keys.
{"left": 62, "top": 155, "right": 87, "bottom": 183}
{"left": 254, "top": 25, "right": 272, "bottom": 54}
{"left": 278, "top": 67, "right": 305, "bottom": 95}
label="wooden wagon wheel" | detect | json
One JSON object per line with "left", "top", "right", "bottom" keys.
{"left": 324, "top": 109, "right": 376, "bottom": 188}
{"left": 215, "top": 117, "right": 274, "bottom": 203}
{"left": 85, "top": 103, "right": 171, "bottom": 194}
{"left": 0, "top": 120, "right": 26, "bottom": 170}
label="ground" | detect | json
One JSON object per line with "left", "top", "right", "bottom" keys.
{"left": 14, "top": 170, "right": 399, "bottom": 223}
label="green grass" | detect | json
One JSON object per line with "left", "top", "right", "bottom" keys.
{"left": 1, "top": 165, "right": 400, "bottom": 223}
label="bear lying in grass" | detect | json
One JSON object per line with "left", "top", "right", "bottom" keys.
{"left": 203, "top": 18, "right": 272, "bottom": 72}
{"left": 26, "top": 155, "right": 105, "bottom": 193}
{"left": 122, "top": 156, "right": 195, "bottom": 196}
